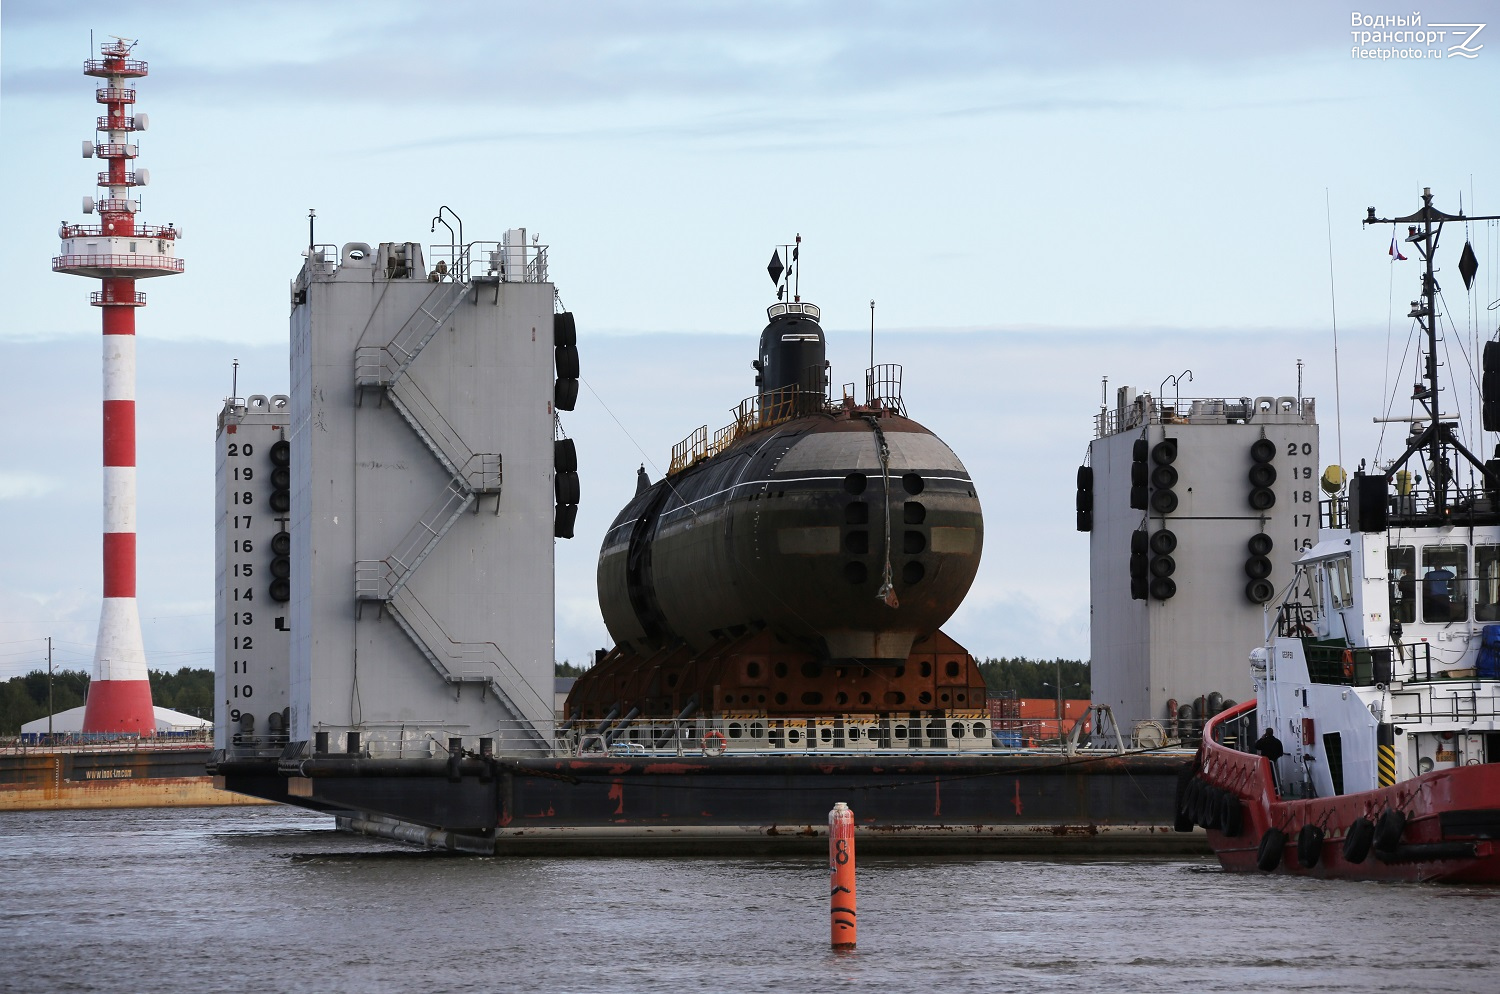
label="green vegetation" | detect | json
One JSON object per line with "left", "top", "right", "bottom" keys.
{"left": 0, "top": 669, "right": 90, "bottom": 735}
{"left": 0, "top": 667, "right": 215, "bottom": 735}
{"left": 149, "top": 668, "right": 214, "bottom": 718}
{"left": 555, "top": 660, "right": 591, "bottom": 678}
{"left": 977, "top": 657, "right": 1090, "bottom": 699}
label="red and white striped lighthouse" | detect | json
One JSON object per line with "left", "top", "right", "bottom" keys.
{"left": 52, "top": 37, "right": 183, "bottom": 735}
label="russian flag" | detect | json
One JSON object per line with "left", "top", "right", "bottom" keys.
{"left": 1390, "top": 233, "right": 1407, "bottom": 261}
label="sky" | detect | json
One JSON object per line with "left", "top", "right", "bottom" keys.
{"left": 3, "top": 0, "right": 1500, "bottom": 680}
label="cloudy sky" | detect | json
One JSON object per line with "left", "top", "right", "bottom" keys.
{"left": 3, "top": 0, "right": 1499, "bottom": 679}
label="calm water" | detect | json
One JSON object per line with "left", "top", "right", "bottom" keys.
{"left": 1, "top": 806, "right": 1497, "bottom": 993}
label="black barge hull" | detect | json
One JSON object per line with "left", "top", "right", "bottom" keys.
{"left": 215, "top": 751, "right": 1206, "bottom": 855}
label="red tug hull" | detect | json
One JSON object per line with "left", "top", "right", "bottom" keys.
{"left": 1189, "top": 700, "right": 1500, "bottom": 883}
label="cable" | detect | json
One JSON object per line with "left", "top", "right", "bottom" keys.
{"left": 865, "top": 415, "right": 898, "bottom": 609}
{"left": 1325, "top": 189, "right": 1345, "bottom": 473}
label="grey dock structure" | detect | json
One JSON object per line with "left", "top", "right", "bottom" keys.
{"left": 1081, "top": 387, "right": 1319, "bottom": 743}
{"left": 221, "top": 232, "right": 563, "bottom": 773}
{"left": 215, "top": 393, "right": 294, "bottom": 757}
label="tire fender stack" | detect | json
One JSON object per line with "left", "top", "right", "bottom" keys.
{"left": 1129, "top": 527, "right": 1149, "bottom": 601}
{"left": 1248, "top": 437, "right": 1277, "bottom": 511}
{"left": 554, "top": 311, "right": 579, "bottom": 411}
{"left": 554, "top": 437, "right": 579, "bottom": 539}
{"left": 1245, "top": 437, "right": 1277, "bottom": 605}
{"left": 268, "top": 438, "right": 291, "bottom": 603}
{"left": 1076, "top": 465, "right": 1093, "bottom": 532}
{"left": 1148, "top": 438, "right": 1178, "bottom": 600}
{"left": 1245, "top": 532, "right": 1274, "bottom": 604}
{"left": 1177, "top": 771, "right": 1244, "bottom": 838}
{"left": 553, "top": 312, "right": 580, "bottom": 538}
{"left": 1129, "top": 438, "right": 1149, "bottom": 511}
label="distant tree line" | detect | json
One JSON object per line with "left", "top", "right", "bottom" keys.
{"left": 977, "top": 658, "right": 1090, "bottom": 699}
{"left": 0, "top": 667, "right": 215, "bottom": 736}
{"left": 555, "top": 660, "right": 590, "bottom": 678}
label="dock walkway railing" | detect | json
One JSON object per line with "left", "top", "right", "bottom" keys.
{"left": 3, "top": 730, "right": 213, "bottom": 753}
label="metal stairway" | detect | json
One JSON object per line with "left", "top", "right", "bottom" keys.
{"left": 355, "top": 479, "right": 473, "bottom": 603}
{"left": 386, "top": 585, "right": 550, "bottom": 748}
{"left": 355, "top": 280, "right": 468, "bottom": 388}
{"left": 353, "top": 278, "right": 542, "bottom": 746}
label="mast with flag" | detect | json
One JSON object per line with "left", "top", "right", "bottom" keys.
{"left": 768, "top": 233, "right": 802, "bottom": 302}
{"left": 1364, "top": 188, "right": 1500, "bottom": 518}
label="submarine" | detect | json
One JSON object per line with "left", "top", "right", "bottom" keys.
{"left": 569, "top": 241, "right": 988, "bottom": 722}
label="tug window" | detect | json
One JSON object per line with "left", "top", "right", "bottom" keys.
{"left": 1323, "top": 557, "right": 1354, "bottom": 611}
{"left": 1477, "top": 546, "right": 1500, "bottom": 622}
{"left": 1390, "top": 545, "right": 1416, "bottom": 624}
{"left": 1422, "top": 544, "right": 1468, "bottom": 623}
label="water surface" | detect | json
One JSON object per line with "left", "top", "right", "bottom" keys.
{"left": 2, "top": 806, "right": 1495, "bottom": 993}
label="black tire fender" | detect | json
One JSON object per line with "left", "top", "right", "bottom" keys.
{"left": 1343, "top": 816, "right": 1375, "bottom": 863}
{"left": 1374, "top": 808, "right": 1406, "bottom": 853}
{"left": 1199, "top": 785, "right": 1221, "bottom": 829}
{"left": 1174, "top": 765, "right": 1196, "bottom": 833}
{"left": 1297, "top": 824, "right": 1325, "bottom": 868}
{"left": 1182, "top": 778, "right": 1201, "bottom": 823}
{"left": 1219, "top": 794, "right": 1244, "bottom": 838}
{"left": 1257, "top": 828, "right": 1287, "bottom": 871}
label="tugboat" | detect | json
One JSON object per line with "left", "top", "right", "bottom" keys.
{"left": 1185, "top": 189, "right": 1500, "bottom": 882}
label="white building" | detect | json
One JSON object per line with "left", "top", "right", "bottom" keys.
{"left": 23, "top": 705, "right": 210, "bottom": 736}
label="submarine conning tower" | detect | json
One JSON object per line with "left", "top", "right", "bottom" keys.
{"left": 755, "top": 301, "right": 828, "bottom": 398}
{"left": 573, "top": 245, "right": 986, "bottom": 723}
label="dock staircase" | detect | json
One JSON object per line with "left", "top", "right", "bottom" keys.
{"left": 352, "top": 279, "right": 547, "bottom": 747}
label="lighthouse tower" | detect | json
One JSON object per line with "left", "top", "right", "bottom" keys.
{"left": 52, "top": 38, "right": 183, "bottom": 734}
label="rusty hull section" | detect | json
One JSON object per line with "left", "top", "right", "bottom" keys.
{"left": 568, "top": 629, "right": 987, "bottom": 719}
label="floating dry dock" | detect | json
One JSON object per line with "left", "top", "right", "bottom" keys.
{"left": 210, "top": 228, "right": 1205, "bottom": 854}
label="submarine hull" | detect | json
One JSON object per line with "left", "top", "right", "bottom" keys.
{"left": 598, "top": 407, "right": 983, "bottom": 665}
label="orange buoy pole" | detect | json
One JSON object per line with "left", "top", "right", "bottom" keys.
{"left": 829, "top": 801, "right": 857, "bottom": 950}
